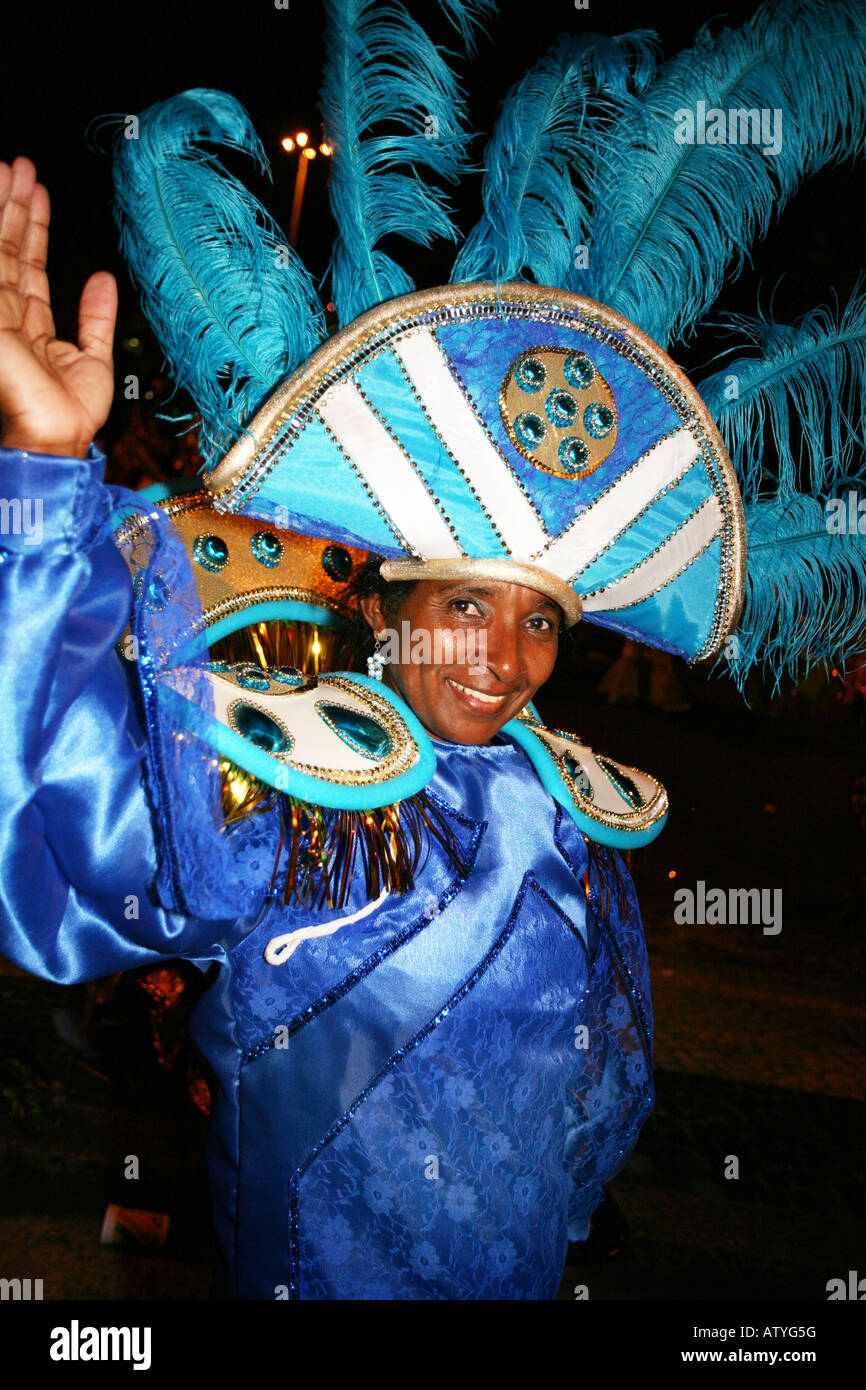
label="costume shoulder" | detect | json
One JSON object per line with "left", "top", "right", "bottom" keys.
{"left": 501, "top": 708, "right": 668, "bottom": 850}
{"left": 111, "top": 486, "right": 436, "bottom": 815}
{"left": 159, "top": 661, "right": 436, "bottom": 812}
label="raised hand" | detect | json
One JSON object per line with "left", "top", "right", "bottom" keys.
{"left": 0, "top": 157, "right": 117, "bottom": 459}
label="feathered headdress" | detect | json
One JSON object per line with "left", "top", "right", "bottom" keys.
{"left": 106, "top": 0, "right": 866, "bottom": 904}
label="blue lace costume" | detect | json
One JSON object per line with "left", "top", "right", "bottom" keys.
{"left": 0, "top": 444, "right": 654, "bottom": 1300}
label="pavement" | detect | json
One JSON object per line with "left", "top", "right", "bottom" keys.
{"left": 1, "top": 642, "right": 864, "bottom": 1302}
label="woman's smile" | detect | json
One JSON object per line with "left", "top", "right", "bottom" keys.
{"left": 444, "top": 677, "right": 511, "bottom": 709}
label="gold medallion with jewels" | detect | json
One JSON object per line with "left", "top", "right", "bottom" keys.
{"left": 500, "top": 346, "right": 618, "bottom": 479}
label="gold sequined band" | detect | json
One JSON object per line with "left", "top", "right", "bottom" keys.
{"left": 378, "top": 557, "right": 584, "bottom": 626}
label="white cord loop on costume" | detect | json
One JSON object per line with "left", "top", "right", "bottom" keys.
{"left": 263, "top": 888, "right": 390, "bottom": 965}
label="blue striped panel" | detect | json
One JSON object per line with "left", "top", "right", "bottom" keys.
{"left": 353, "top": 349, "right": 509, "bottom": 558}
{"left": 572, "top": 462, "right": 713, "bottom": 593}
{"left": 584, "top": 536, "right": 722, "bottom": 660}
{"left": 249, "top": 414, "right": 404, "bottom": 555}
{"left": 435, "top": 317, "right": 680, "bottom": 539}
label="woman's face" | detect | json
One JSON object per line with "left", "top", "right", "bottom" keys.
{"left": 360, "top": 579, "right": 562, "bottom": 745}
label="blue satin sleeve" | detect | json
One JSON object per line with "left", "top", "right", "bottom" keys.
{"left": 0, "top": 444, "right": 235, "bottom": 983}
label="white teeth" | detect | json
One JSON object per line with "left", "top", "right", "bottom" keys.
{"left": 447, "top": 678, "right": 505, "bottom": 705}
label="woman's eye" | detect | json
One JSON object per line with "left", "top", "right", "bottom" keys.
{"left": 449, "top": 598, "right": 482, "bottom": 616}
{"left": 528, "top": 615, "right": 557, "bottom": 633}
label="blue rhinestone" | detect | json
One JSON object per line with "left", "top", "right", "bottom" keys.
{"left": 193, "top": 534, "right": 229, "bottom": 572}
{"left": 270, "top": 667, "right": 308, "bottom": 686}
{"left": 232, "top": 702, "right": 292, "bottom": 754}
{"left": 514, "top": 356, "right": 547, "bottom": 393}
{"left": 545, "top": 389, "right": 578, "bottom": 426}
{"left": 132, "top": 571, "right": 171, "bottom": 612}
{"left": 558, "top": 437, "right": 589, "bottom": 473}
{"left": 514, "top": 412, "right": 546, "bottom": 449}
{"left": 322, "top": 545, "right": 353, "bottom": 581}
{"left": 236, "top": 665, "right": 271, "bottom": 691}
{"left": 318, "top": 703, "right": 393, "bottom": 760}
{"left": 584, "top": 402, "right": 616, "bottom": 439}
{"left": 251, "top": 532, "right": 284, "bottom": 567}
{"left": 564, "top": 352, "right": 595, "bottom": 389}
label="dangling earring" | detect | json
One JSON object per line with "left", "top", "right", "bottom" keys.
{"left": 367, "top": 631, "right": 386, "bottom": 681}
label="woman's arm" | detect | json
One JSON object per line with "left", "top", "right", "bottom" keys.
{"left": 3, "top": 440, "right": 246, "bottom": 980}
{"left": 0, "top": 160, "right": 235, "bottom": 980}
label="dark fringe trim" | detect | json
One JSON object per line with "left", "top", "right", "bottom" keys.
{"left": 272, "top": 790, "right": 468, "bottom": 911}
{"left": 582, "top": 837, "right": 632, "bottom": 923}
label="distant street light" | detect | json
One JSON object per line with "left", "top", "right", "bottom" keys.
{"left": 282, "top": 129, "right": 331, "bottom": 247}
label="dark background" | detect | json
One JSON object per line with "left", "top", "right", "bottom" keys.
{"left": 2, "top": 0, "right": 861, "bottom": 360}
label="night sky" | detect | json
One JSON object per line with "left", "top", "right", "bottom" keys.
{"left": 2, "top": 0, "right": 861, "bottom": 386}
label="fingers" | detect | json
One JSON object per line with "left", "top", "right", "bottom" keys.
{"left": 19, "top": 180, "right": 51, "bottom": 302}
{"left": 78, "top": 270, "right": 117, "bottom": 365}
{"left": 0, "top": 157, "right": 38, "bottom": 291}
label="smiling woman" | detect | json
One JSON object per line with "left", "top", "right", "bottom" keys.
{"left": 358, "top": 575, "right": 562, "bottom": 746}
{"left": 17, "top": 0, "right": 863, "bottom": 1304}
{"left": 0, "top": 150, "right": 707, "bottom": 1301}
{"left": 0, "top": 100, "right": 727, "bottom": 1298}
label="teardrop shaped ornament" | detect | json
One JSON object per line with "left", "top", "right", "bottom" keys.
{"left": 228, "top": 700, "right": 294, "bottom": 755}
{"left": 316, "top": 702, "right": 394, "bottom": 761}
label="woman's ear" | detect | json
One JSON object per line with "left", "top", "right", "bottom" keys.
{"left": 359, "top": 592, "right": 387, "bottom": 633}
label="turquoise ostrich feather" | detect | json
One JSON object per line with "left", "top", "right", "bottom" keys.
{"left": 439, "top": 0, "right": 497, "bottom": 53}
{"left": 701, "top": 285, "right": 866, "bottom": 691}
{"left": 586, "top": 0, "right": 866, "bottom": 350}
{"left": 722, "top": 495, "right": 866, "bottom": 693}
{"left": 319, "top": 0, "right": 492, "bottom": 325}
{"left": 699, "top": 284, "right": 866, "bottom": 504}
{"left": 109, "top": 88, "right": 327, "bottom": 466}
{"left": 451, "top": 31, "right": 658, "bottom": 290}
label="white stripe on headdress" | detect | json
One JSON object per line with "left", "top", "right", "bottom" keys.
{"left": 317, "top": 381, "right": 462, "bottom": 557}
{"left": 538, "top": 429, "right": 701, "bottom": 581}
{"left": 581, "top": 497, "right": 721, "bottom": 612}
{"left": 393, "top": 328, "right": 549, "bottom": 558}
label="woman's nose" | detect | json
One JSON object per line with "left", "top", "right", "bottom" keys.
{"left": 482, "top": 618, "right": 522, "bottom": 683}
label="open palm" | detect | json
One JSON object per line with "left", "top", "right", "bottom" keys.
{"left": 0, "top": 157, "right": 117, "bottom": 459}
